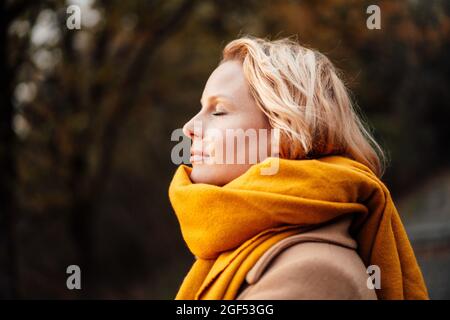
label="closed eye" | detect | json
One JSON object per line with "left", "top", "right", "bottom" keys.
{"left": 212, "top": 111, "right": 227, "bottom": 116}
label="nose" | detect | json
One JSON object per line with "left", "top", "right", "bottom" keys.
{"left": 182, "top": 115, "right": 201, "bottom": 140}
{"left": 182, "top": 118, "right": 193, "bottom": 140}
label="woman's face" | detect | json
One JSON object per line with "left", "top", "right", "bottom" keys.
{"left": 183, "top": 60, "right": 272, "bottom": 186}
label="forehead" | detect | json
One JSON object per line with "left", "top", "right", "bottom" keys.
{"left": 201, "top": 60, "right": 248, "bottom": 104}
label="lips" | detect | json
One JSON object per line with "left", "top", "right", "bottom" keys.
{"left": 190, "top": 150, "right": 210, "bottom": 163}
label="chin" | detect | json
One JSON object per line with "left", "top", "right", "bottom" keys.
{"left": 190, "top": 163, "right": 253, "bottom": 186}
{"left": 190, "top": 165, "right": 225, "bottom": 186}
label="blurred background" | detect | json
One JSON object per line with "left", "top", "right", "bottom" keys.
{"left": 1, "top": 0, "right": 449, "bottom": 299}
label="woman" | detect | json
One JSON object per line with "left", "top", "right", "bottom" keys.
{"left": 168, "top": 36, "right": 428, "bottom": 300}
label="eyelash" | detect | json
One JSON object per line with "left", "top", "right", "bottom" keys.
{"left": 211, "top": 105, "right": 227, "bottom": 116}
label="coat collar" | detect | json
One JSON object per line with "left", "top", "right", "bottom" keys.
{"left": 245, "top": 215, "right": 357, "bottom": 285}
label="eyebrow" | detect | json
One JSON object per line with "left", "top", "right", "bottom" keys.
{"left": 200, "top": 94, "right": 234, "bottom": 107}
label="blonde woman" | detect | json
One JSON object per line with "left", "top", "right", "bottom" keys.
{"left": 168, "top": 36, "right": 428, "bottom": 300}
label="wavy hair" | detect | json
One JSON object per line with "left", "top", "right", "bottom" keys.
{"left": 220, "top": 35, "right": 387, "bottom": 177}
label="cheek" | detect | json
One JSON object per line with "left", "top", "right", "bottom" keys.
{"left": 231, "top": 114, "right": 271, "bottom": 162}
{"left": 207, "top": 117, "right": 271, "bottom": 164}
{"left": 189, "top": 115, "right": 271, "bottom": 185}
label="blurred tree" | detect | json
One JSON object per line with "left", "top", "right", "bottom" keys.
{"left": 6, "top": 0, "right": 200, "bottom": 298}
{"left": 0, "top": 0, "right": 46, "bottom": 299}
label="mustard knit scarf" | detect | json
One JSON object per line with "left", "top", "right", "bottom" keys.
{"left": 168, "top": 155, "right": 428, "bottom": 300}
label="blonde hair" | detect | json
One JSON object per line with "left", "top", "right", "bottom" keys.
{"left": 220, "top": 35, "right": 387, "bottom": 177}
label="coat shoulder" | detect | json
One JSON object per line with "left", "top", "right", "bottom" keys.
{"left": 237, "top": 219, "right": 378, "bottom": 300}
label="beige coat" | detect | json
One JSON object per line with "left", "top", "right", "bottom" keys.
{"left": 236, "top": 216, "right": 378, "bottom": 300}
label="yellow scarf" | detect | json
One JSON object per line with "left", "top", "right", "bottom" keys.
{"left": 168, "top": 155, "right": 428, "bottom": 300}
